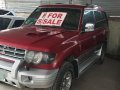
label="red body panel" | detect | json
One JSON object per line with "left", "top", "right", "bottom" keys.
{"left": 0, "top": 5, "right": 108, "bottom": 70}
{"left": 0, "top": 25, "right": 81, "bottom": 69}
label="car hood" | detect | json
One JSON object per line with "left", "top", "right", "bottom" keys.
{"left": 0, "top": 26, "right": 78, "bottom": 52}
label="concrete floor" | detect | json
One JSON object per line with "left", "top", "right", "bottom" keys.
{"left": 0, "top": 57, "right": 120, "bottom": 90}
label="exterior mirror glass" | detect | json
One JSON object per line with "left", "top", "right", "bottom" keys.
{"left": 85, "top": 23, "right": 94, "bottom": 32}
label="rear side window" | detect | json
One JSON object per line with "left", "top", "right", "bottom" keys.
{"left": 0, "top": 17, "right": 11, "bottom": 30}
{"left": 82, "top": 10, "right": 95, "bottom": 31}
{"left": 94, "top": 11, "right": 108, "bottom": 29}
{"left": 12, "top": 20, "right": 24, "bottom": 28}
{"left": 101, "top": 11, "right": 107, "bottom": 20}
{"left": 94, "top": 11, "right": 103, "bottom": 22}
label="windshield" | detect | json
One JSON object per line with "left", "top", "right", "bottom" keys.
{"left": 24, "top": 7, "right": 81, "bottom": 30}
{"left": 0, "top": 17, "right": 11, "bottom": 30}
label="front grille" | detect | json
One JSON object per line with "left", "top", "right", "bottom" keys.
{"left": 0, "top": 45, "right": 26, "bottom": 59}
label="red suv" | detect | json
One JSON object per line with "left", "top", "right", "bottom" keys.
{"left": 0, "top": 4, "right": 108, "bottom": 90}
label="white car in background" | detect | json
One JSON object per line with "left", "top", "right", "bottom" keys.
{"left": 0, "top": 15, "right": 25, "bottom": 31}
{"left": 0, "top": 9, "right": 15, "bottom": 16}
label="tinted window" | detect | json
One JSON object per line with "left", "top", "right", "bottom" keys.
{"left": 0, "top": 10, "right": 8, "bottom": 15}
{"left": 82, "top": 10, "right": 95, "bottom": 31}
{"left": 0, "top": 17, "right": 11, "bottom": 30}
{"left": 101, "top": 11, "right": 107, "bottom": 20}
{"left": 7, "top": 12, "right": 14, "bottom": 16}
{"left": 24, "top": 7, "right": 81, "bottom": 30}
{"left": 12, "top": 20, "right": 24, "bottom": 28}
{"left": 94, "top": 11, "right": 103, "bottom": 22}
{"left": 94, "top": 11, "right": 108, "bottom": 29}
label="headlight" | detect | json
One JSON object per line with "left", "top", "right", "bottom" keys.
{"left": 33, "top": 52, "right": 43, "bottom": 64}
{"left": 25, "top": 51, "right": 56, "bottom": 64}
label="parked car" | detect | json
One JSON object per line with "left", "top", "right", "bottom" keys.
{"left": 0, "top": 4, "right": 108, "bottom": 90}
{"left": 0, "top": 15, "right": 25, "bottom": 31}
{"left": 0, "top": 9, "right": 15, "bottom": 16}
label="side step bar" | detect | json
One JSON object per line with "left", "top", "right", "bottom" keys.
{"left": 78, "top": 54, "right": 99, "bottom": 76}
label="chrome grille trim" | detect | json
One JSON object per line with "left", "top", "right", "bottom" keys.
{"left": 0, "top": 54, "right": 24, "bottom": 78}
{"left": 0, "top": 60, "right": 13, "bottom": 71}
{"left": 0, "top": 45, "right": 26, "bottom": 59}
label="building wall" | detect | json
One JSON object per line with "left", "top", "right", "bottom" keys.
{"left": 107, "top": 18, "right": 120, "bottom": 57}
{"left": 0, "top": 0, "right": 6, "bottom": 9}
{"left": 92, "top": 0, "right": 120, "bottom": 16}
{"left": 5, "top": 0, "right": 120, "bottom": 16}
{"left": 6, "top": 0, "right": 40, "bottom": 13}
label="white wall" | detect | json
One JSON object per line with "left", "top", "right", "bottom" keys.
{"left": 0, "top": 0, "right": 6, "bottom": 9}
{"left": 107, "top": 19, "right": 120, "bottom": 56}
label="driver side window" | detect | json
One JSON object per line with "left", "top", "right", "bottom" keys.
{"left": 82, "top": 10, "right": 95, "bottom": 31}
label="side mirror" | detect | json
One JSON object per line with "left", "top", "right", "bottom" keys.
{"left": 85, "top": 23, "right": 95, "bottom": 32}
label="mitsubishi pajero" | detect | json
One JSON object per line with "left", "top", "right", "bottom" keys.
{"left": 0, "top": 4, "right": 108, "bottom": 90}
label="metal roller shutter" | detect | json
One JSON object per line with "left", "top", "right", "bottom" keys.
{"left": 5, "top": 0, "right": 120, "bottom": 16}
{"left": 92, "top": 0, "right": 120, "bottom": 16}
{"left": 6, "top": 0, "right": 40, "bottom": 13}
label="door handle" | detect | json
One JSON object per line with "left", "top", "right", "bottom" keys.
{"left": 93, "top": 35, "right": 96, "bottom": 39}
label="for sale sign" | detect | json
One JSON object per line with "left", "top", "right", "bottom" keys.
{"left": 35, "top": 12, "right": 67, "bottom": 26}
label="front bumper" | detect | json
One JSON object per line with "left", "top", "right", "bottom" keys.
{"left": 18, "top": 68, "right": 58, "bottom": 88}
{"left": 0, "top": 54, "right": 58, "bottom": 88}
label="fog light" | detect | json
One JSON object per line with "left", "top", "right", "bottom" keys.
{"left": 21, "top": 75, "right": 32, "bottom": 82}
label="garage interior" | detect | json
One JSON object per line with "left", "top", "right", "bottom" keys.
{"left": 0, "top": 0, "right": 120, "bottom": 90}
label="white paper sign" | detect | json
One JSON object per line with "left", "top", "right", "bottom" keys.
{"left": 35, "top": 12, "right": 67, "bottom": 26}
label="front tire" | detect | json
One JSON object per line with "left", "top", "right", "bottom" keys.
{"left": 46, "top": 62, "right": 74, "bottom": 90}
